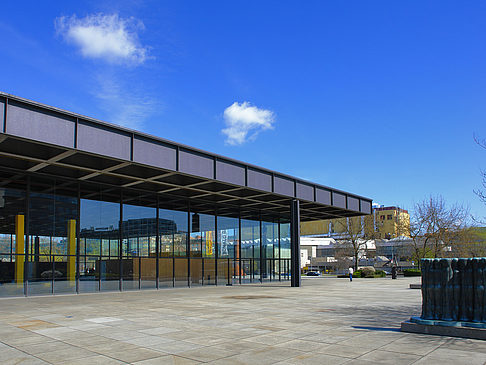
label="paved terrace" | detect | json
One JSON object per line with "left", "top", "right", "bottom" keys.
{"left": 0, "top": 277, "right": 485, "bottom": 365}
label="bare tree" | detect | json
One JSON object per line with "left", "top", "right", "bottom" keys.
{"left": 474, "top": 134, "right": 486, "bottom": 222}
{"left": 335, "top": 216, "right": 368, "bottom": 270}
{"left": 404, "top": 195, "right": 470, "bottom": 267}
{"left": 333, "top": 243, "right": 354, "bottom": 271}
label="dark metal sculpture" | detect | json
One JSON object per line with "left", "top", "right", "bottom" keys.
{"left": 418, "top": 258, "right": 486, "bottom": 325}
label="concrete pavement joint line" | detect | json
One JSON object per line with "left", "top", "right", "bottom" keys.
{"left": 0, "top": 339, "right": 55, "bottom": 364}
{"left": 13, "top": 315, "right": 174, "bottom": 364}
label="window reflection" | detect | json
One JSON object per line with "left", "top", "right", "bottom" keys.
{"left": 0, "top": 177, "right": 293, "bottom": 296}
{"left": 80, "top": 197, "right": 119, "bottom": 292}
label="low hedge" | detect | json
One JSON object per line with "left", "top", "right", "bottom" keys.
{"left": 337, "top": 270, "right": 386, "bottom": 278}
{"left": 374, "top": 270, "right": 386, "bottom": 278}
{"left": 337, "top": 271, "right": 361, "bottom": 278}
{"left": 404, "top": 269, "right": 421, "bottom": 277}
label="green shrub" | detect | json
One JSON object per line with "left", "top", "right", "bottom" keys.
{"left": 374, "top": 270, "right": 386, "bottom": 278}
{"left": 403, "top": 269, "right": 421, "bottom": 277}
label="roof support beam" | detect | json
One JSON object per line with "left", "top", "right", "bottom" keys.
{"left": 79, "top": 162, "right": 131, "bottom": 180}
{"left": 121, "top": 172, "right": 178, "bottom": 187}
{"left": 27, "top": 150, "right": 76, "bottom": 172}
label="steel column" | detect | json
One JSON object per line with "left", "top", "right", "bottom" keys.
{"left": 187, "top": 203, "right": 191, "bottom": 287}
{"left": 155, "top": 196, "right": 159, "bottom": 289}
{"left": 259, "top": 217, "right": 263, "bottom": 283}
{"left": 76, "top": 183, "right": 80, "bottom": 294}
{"left": 119, "top": 191, "right": 123, "bottom": 291}
{"left": 290, "top": 199, "right": 301, "bottom": 287}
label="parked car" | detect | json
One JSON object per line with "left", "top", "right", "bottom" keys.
{"left": 306, "top": 271, "right": 321, "bottom": 276}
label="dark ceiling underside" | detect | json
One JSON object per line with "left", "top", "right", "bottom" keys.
{"left": 0, "top": 134, "right": 367, "bottom": 222}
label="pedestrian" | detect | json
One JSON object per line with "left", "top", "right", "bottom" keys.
{"left": 349, "top": 267, "right": 353, "bottom": 281}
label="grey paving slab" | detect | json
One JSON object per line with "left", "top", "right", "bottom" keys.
{"left": 0, "top": 277, "right": 484, "bottom": 365}
{"left": 2, "top": 358, "right": 50, "bottom": 365}
{"left": 133, "top": 355, "right": 201, "bottom": 364}
{"left": 275, "top": 352, "right": 349, "bottom": 365}
{"left": 10, "top": 340, "right": 75, "bottom": 355}
{"left": 316, "top": 343, "right": 376, "bottom": 358}
{"left": 95, "top": 346, "right": 165, "bottom": 363}
{"left": 275, "top": 338, "right": 331, "bottom": 352}
{"left": 356, "top": 349, "right": 421, "bottom": 364}
{"left": 34, "top": 347, "right": 98, "bottom": 364}
{"left": 412, "top": 347, "right": 486, "bottom": 365}
{"left": 175, "top": 346, "right": 239, "bottom": 362}
{"left": 57, "top": 355, "right": 125, "bottom": 364}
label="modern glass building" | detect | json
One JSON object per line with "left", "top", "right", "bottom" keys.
{"left": 0, "top": 92, "right": 372, "bottom": 297}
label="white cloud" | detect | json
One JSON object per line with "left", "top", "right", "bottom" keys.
{"left": 55, "top": 13, "right": 149, "bottom": 65}
{"left": 222, "top": 102, "right": 275, "bottom": 145}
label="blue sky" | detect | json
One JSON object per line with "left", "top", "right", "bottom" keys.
{"left": 1, "top": 1, "right": 486, "bottom": 219}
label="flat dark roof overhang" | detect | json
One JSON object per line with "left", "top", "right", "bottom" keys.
{"left": 0, "top": 92, "right": 372, "bottom": 221}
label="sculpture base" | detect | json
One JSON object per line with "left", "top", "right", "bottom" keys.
{"left": 401, "top": 317, "right": 486, "bottom": 340}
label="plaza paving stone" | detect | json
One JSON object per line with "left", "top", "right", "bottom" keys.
{"left": 0, "top": 276, "right": 485, "bottom": 364}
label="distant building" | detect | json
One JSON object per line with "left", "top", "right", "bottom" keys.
{"left": 373, "top": 206, "right": 410, "bottom": 239}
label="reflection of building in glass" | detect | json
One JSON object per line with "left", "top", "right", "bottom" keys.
{"left": 301, "top": 206, "right": 410, "bottom": 240}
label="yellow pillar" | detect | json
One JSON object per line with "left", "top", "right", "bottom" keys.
{"left": 15, "top": 215, "right": 25, "bottom": 284}
{"left": 67, "top": 219, "right": 76, "bottom": 283}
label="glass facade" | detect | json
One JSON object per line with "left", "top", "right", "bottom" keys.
{"left": 0, "top": 175, "right": 292, "bottom": 297}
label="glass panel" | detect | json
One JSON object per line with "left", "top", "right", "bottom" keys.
{"left": 217, "top": 258, "right": 230, "bottom": 285}
{"left": 283, "top": 259, "right": 291, "bottom": 280}
{"left": 0, "top": 187, "right": 26, "bottom": 297}
{"left": 217, "top": 216, "right": 239, "bottom": 287}
{"left": 159, "top": 208, "right": 187, "bottom": 258}
{"left": 241, "top": 219, "right": 260, "bottom": 259}
{"left": 280, "top": 222, "right": 291, "bottom": 259}
{"left": 174, "top": 258, "right": 187, "bottom": 287}
{"left": 122, "top": 200, "right": 156, "bottom": 291}
{"left": 190, "top": 258, "right": 202, "bottom": 286}
{"left": 141, "top": 257, "right": 156, "bottom": 289}
{"left": 232, "top": 258, "right": 240, "bottom": 285}
{"left": 191, "top": 213, "right": 215, "bottom": 285}
{"left": 279, "top": 222, "right": 291, "bottom": 283}
{"left": 158, "top": 258, "right": 173, "bottom": 288}
{"left": 28, "top": 183, "right": 78, "bottom": 296}
{"left": 191, "top": 213, "right": 215, "bottom": 258}
{"left": 54, "top": 256, "right": 76, "bottom": 294}
{"left": 217, "top": 216, "right": 239, "bottom": 284}
{"left": 80, "top": 197, "right": 120, "bottom": 292}
{"left": 78, "top": 256, "right": 99, "bottom": 292}
{"left": 241, "top": 258, "right": 252, "bottom": 284}
{"left": 122, "top": 202, "right": 156, "bottom": 258}
{"left": 0, "top": 255, "right": 24, "bottom": 297}
{"left": 204, "top": 258, "right": 216, "bottom": 285}
{"left": 263, "top": 259, "right": 275, "bottom": 282}
{"left": 253, "top": 258, "right": 261, "bottom": 282}
{"left": 122, "top": 258, "right": 139, "bottom": 291}
{"left": 100, "top": 257, "right": 119, "bottom": 291}
{"left": 27, "top": 255, "right": 53, "bottom": 295}
{"left": 262, "top": 221, "right": 278, "bottom": 281}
